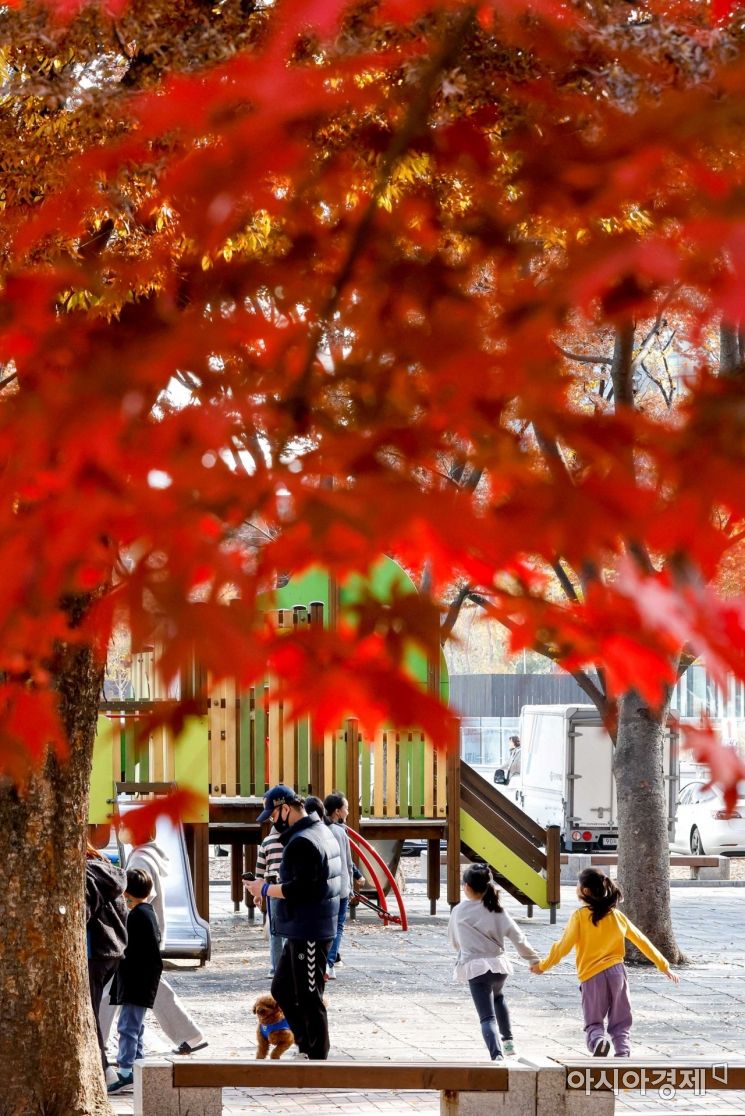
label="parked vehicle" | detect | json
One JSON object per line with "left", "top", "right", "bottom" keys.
{"left": 670, "top": 780, "right": 745, "bottom": 855}
{"left": 492, "top": 704, "right": 679, "bottom": 853}
{"left": 401, "top": 839, "right": 448, "bottom": 857}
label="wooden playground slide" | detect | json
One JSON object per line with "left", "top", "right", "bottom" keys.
{"left": 459, "top": 765, "right": 561, "bottom": 923}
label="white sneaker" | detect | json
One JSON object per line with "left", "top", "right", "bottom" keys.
{"left": 502, "top": 1040, "right": 516, "bottom": 1057}
{"left": 326, "top": 967, "right": 337, "bottom": 980}
{"left": 290, "top": 1050, "right": 309, "bottom": 1060}
{"left": 104, "top": 1066, "right": 119, "bottom": 1087}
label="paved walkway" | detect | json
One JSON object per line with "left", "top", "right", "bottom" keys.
{"left": 110, "top": 862, "right": 745, "bottom": 1115}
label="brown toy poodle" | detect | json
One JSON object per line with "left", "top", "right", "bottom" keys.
{"left": 252, "top": 993, "right": 295, "bottom": 1059}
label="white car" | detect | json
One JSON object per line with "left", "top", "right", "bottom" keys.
{"left": 670, "top": 780, "right": 745, "bottom": 855}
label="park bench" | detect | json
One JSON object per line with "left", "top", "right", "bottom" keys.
{"left": 134, "top": 1056, "right": 745, "bottom": 1115}
{"left": 560, "top": 853, "right": 730, "bottom": 881}
{"left": 134, "top": 1057, "right": 609, "bottom": 1116}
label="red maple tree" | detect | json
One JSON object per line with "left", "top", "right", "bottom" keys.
{"left": 2, "top": 0, "right": 745, "bottom": 1108}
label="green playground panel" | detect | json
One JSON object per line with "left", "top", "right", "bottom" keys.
{"left": 90, "top": 715, "right": 116, "bottom": 824}
{"left": 172, "top": 716, "right": 209, "bottom": 821}
{"left": 88, "top": 715, "right": 209, "bottom": 824}
{"left": 459, "top": 809, "right": 549, "bottom": 909}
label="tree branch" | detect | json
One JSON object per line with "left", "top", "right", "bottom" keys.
{"left": 555, "top": 344, "right": 612, "bottom": 366}
{"left": 465, "top": 592, "right": 609, "bottom": 716}
{"left": 440, "top": 582, "right": 472, "bottom": 642}
{"left": 532, "top": 427, "right": 600, "bottom": 590}
{"left": 551, "top": 560, "right": 579, "bottom": 603}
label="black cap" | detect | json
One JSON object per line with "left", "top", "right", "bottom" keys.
{"left": 257, "top": 784, "right": 297, "bottom": 823}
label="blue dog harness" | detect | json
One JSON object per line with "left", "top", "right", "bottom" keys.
{"left": 260, "top": 1018, "right": 291, "bottom": 1040}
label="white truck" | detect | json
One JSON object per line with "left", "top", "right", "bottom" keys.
{"left": 492, "top": 704, "right": 679, "bottom": 852}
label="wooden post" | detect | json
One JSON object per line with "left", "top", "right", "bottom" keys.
{"left": 427, "top": 836, "right": 441, "bottom": 915}
{"left": 308, "top": 602, "right": 325, "bottom": 798}
{"left": 446, "top": 740, "right": 461, "bottom": 907}
{"left": 244, "top": 843, "right": 258, "bottom": 922}
{"left": 546, "top": 824, "right": 561, "bottom": 925}
{"left": 185, "top": 822, "right": 210, "bottom": 922}
{"left": 230, "top": 844, "right": 244, "bottom": 912}
{"left": 429, "top": 639, "right": 460, "bottom": 908}
{"left": 346, "top": 718, "right": 361, "bottom": 838}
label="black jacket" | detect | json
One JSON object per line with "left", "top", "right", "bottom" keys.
{"left": 110, "top": 902, "right": 163, "bottom": 1008}
{"left": 275, "top": 815, "right": 341, "bottom": 941}
{"left": 86, "top": 857, "right": 128, "bottom": 962}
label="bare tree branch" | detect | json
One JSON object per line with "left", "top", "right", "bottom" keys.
{"left": 440, "top": 582, "right": 472, "bottom": 642}
{"left": 532, "top": 427, "right": 601, "bottom": 589}
{"left": 552, "top": 560, "right": 580, "bottom": 603}
{"left": 555, "top": 344, "right": 612, "bottom": 366}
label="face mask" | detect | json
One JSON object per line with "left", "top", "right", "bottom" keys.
{"left": 273, "top": 805, "right": 291, "bottom": 833}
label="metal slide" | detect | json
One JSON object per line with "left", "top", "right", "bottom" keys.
{"left": 110, "top": 789, "right": 211, "bottom": 962}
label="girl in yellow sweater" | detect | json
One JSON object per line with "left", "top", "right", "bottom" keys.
{"left": 530, "top": 868, "right": 679, "bottom": 1057}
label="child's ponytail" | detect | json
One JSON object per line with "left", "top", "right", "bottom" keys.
{"left": 463, "top": 863, "right": 503, "bottom": 913}
{"left": 578, "top": 867, "right": 622, "bottom": 924}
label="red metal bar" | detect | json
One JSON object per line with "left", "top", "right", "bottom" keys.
{"left": 346, "top": 825, "right": 408, "bottom": 932}
{"left": 346, "top": 839, "right": 389, "bottom": 916}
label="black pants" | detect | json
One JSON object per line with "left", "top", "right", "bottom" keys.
{"left": 271, "top": 938, "right": 331, "bottom": 1059}
{"left": 88, "top": 958, "right": 119, "bottom": 1069}
{"left": 468, "top": 971, "right": 510, "bottom": 1059}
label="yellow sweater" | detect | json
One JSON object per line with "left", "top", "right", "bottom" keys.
{"left": 538, "top": 906, "right": 671, "bottom": 984}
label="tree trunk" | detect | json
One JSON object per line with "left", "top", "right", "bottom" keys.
{"left": 0, "top": 633, "right": 109, "bottom": 1115}
{"left": 614, "top": 690, "right": 685, "bottom": 965}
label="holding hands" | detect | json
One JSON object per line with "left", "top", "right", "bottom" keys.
{"left": 529, "top": 963, "right": 543, "bottom": 974}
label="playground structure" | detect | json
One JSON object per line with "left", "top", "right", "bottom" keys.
{"left": 89, "top": 559, "right": 561, "bottom": 927}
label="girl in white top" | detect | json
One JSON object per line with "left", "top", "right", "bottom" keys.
{"left": 448, "top": 863, "right": 539, "bottom": 1059}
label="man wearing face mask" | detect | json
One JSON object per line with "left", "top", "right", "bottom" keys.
{"left": 245, "top": 785, "right": 341, "bottom": 1060}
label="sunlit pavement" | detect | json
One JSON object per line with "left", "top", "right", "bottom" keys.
{"left": 109, "top": 865, "right": 745, "bottom": 1115}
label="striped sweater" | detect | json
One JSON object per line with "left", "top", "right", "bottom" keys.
{"left": 256, "top": 827, "right": 283, "bottom": 881}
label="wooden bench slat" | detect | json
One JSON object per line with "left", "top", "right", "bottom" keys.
{"left": 173, "top": 1060, "right": 509, "bottom": 1091}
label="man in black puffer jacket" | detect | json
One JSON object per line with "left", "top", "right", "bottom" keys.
{"left": 246, "top": 785, "right": 341, "bottom": 1059}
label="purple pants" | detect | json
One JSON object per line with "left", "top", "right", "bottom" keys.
{"left": 580, "top": 962, "right": 632, "bottom": 1056}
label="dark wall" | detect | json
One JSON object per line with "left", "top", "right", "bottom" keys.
{"left": 449, "top": 673, "right": 597, "bottom": 717}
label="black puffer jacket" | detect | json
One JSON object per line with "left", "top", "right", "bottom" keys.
{"left": 274, "top": 815, "right": 341, "bottom": 941}
{"left": 85, "top": 857, "right": 128, "bottom": 961}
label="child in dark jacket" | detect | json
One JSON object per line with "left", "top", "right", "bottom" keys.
{"left": 107, "top": 868, "right": 163, "bottom": 1094}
